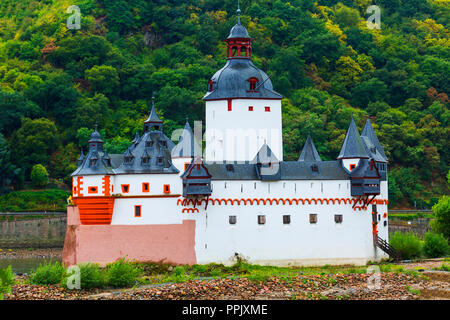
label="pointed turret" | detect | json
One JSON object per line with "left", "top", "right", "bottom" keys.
{"left": 338, "top": 118, "right": 368, "bottom": 160}
{"left": 298, "top": 135, "right": 321, "bottom": 162}
{"left": 361, "top": 118, "right": 387, "bottom": 162}
{"left": 172, "top": 119, "right": 201, "bottom": 159}
{"left": 144, "top": 97, "right": 163, "bottom": 132}
{"left": 88, "top": 127, "right": 103, "bottom": 153}
{"left": 77, "top": 150, "right": 85, "bottom": 167}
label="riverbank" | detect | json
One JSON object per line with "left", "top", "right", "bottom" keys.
{"left": 3, "top": 259, "right": 449, "bottom": 300}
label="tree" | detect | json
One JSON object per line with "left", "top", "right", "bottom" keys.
{"left": 85, "top": 65, "right": 120, "bottom": 96}
{"left": 0, "top": 91, "right": 41, "bottom": 137}
{"left": 0, "top": 134, "right": 20, "bottom": 194}
{"left": 73, "top": 93, "right": 110, "bottom": 130}
{"left": 432, "top": 196, "right": 450, "bottom": 240}
{"left": 10, "top": 118, "right": 59, "bottom": 174}
{"left": 30, "top": 164, "right": 49, "bottom": 188}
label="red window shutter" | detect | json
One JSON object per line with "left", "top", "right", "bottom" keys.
{"left": 265, "top": 107, "right": 271, "bottom": 112}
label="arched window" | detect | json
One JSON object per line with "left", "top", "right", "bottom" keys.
{"left": 240, "top": 46, "right": 247, "bottom": 57}
{"left": 248, "top": 77, "right": 259, "bottom": 91}
{"left": 231, "top": 46, "right": 238, "bottom": 57}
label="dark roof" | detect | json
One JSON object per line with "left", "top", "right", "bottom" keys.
{"left": 203, "top": 58, "right": 282, "bottom": 101}
{"left": 171, "top": 121, "right": 202, "bottom": 158}
{"left": 361, "top": 119, "right": 388, "bottom": 162}
{"left": 205, "top": 161, "right": 349, "bottom": 180}
{"left": 298, "top": 135, "right": 321, "bottom": 162}
{"left": 114, "top": 130, "right": 178, "bottom": 175}
{"left": 89, "top": 130, "right": 103, "bottom": 143}
{"left": 337, "top": 118, "right": 369, "bottom": 159}
{"left": 72, "top": 150, "right": 114, "bottom": 176}
{"left": 252, "top": 143, "right": 279, "bottom": 164}
{"left": 350, "top": 158, "right": 380, "bottom": 179}
{"left": 145, "top": 103, "right": 162, "bottom": 124}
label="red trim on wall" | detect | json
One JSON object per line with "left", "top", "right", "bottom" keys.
{"left": 163, "top": 184, "right": 171, "bottom": 194}
{"left": 102, "top": 176, "right": 111, "bottom": 196}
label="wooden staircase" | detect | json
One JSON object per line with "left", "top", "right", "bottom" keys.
{"left": 375, "top": 236, "right": 402, "bottom": 261}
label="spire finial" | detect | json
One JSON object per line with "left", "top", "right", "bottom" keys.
{"left": 94, "top": 122, "right": 98, "bottom": 131}
{"left": 237, "top": 0, "right": 241, "bottom": 24}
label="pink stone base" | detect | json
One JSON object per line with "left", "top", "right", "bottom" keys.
{"left": 62, "top": 207, "right": 197, "bottom": 266}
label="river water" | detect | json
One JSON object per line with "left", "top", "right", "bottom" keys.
{"left": 0, "top": 257, "right": 62, "bottom": 274}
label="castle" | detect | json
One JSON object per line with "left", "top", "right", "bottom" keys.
{"left": 63, "top": 11, "right": 390, "bottom": 267}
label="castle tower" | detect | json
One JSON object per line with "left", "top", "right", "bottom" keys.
{"left": 337, "top": 117, "right": 369, "bottom": 173}
{"left": 203, "top": 8, "right": 283, "bottom": 163}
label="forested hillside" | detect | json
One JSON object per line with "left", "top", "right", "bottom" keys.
{"left": 0, "top": 0, "right": 448, "bottom": 208}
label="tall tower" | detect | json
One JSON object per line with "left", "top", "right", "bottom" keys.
{"left": 203, "top": 8, "right": 283, "bottom": 163}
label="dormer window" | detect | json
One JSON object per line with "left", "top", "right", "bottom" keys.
{"left": 89, "top": 159, "right": 97, "bottom": 166}
{"left": 124, "top": 156, "right": 133, "bottom": 164}
{"left": 161, "top": 141, "right": 167, "bottom": 147}
{"left": 311, "top": 164, "right": 319, "bottom": 172}
{"left": 248, "top": 78, "right": 259, "bottom": 91}
{"left": 158, "top": 157, "right": 163, "bottom": 164}
{"left": 146, "top": 141, "right": 154, "bottom": 148}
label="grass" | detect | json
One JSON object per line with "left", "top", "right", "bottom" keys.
{"left": 389, "top": 212, "right": 432, "bottom": 221}
{"left": 0, "top": 189, "right": 69, "bottom": 212}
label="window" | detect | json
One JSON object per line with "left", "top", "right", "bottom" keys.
{"left": 184, "top": 163, "right": 190, "bottom": 171}
{"left": 384, "top": 221, "right": 387, "bottom": 227}
{"left": 350, "top": 164, "right": 356, "bottom": 171}
{"left": 248, "top": 106, "right": 254, "bottom": 111}
{"left": 248, "top": 78, "right": 258, "bottom": 91}
{"left": 228, "top": 99, "right": 232, "bottom": 111}
{"left": 383, "top": 213, "right": 387, "bottom": 219}
{"left": 88, "top": 186, "right": 98, "bottom": 194}
{"left": 283, "top": 215, "right": 291, "bottom": 225}
{"left": 229, "top": 216, "right": 237, "bottom": 225}
{"left": 258, "top": 215, "right": 266, "bottom": 225}
{"left": 158, "top": 157, "right": 163, "bottom": 164}
{"left": 309, "top": 214, "right": 317, "bottom": 224}
{"left": 372, "top": 204, "right": 377, "bottom": 213}
{"left": 121, "top": 184, "right": 130, "bottom": 193}
{"left": 73, "top": 186, "right": 77, "bottom": 194}
{"left": 135, "top": 205, "right": 141, "bottom": 218}
{"left": 208, "top": 80, "right": 214, "bottom": 92}
{"left": 163, "top": 184, "right": 170, "bottom": 194}
{"left": 90, "top": 159, "right": 96, "bottom": 166}
{"left": 264, "top": 106, "right": 271, "bottom": 112}
{"left": 142, "top": 183, "right": 149, "bottom": 193}
{"left": 335, "top": 215, "right": 343, "bottom": 224}
{"left": 311, "top": 165, "right": 318, "bottom": 172}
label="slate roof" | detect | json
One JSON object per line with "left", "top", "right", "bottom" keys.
{"left": 337, "top": 118, "right": 369, "bottom": 159}
{"left": 171, "top": 120, "right": 202, "bottom": 159}
{"left": 203, "top": 59, "right": 282, "bottom": 101}
{"left": 361, "top": 119, "right": 388, "bottom": 162}
{"left": 298, "top": 135, "right": 321, "bottom": 162}
{"left": 227, "top": 10, "right": 250, "bottom": 39}
{"left": 205, "top": 161, "right": 350, "bottom": 180}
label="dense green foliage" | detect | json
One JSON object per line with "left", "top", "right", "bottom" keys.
{"left": 432, "top": 195, "right": 450, "bottom": 240}
{"left": 0, "top": 265, "right": 14, "bottom": 300}
{"left": 106, "top": 258, "right": 143, "bottom": 288}
{"left": 0, "top": 0, "right": 448, "bottom": 207}
{"left": 62, "top": 263, "right": 106, "bottom": 289}
{"left": 423, "top": 232, "right": 449, "bottom": 258}
{"left": 389, "top": 231, "right": 423, "bottom": 260}
{"left": 30, "top": 164, "right": 49, "bottom": 188}
{"left": 0, "top": 189, "right": 69, "bottom": 212}
{"left": 30, "top": 261, "right": 66, "bottom": 285}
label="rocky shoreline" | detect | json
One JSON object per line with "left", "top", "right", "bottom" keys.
{"left": 0, "top": 248, "right": 62, "bottom": 260}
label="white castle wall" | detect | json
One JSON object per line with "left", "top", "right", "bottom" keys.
{"left": 205, "top": 99, "right": 283, "bottom": 162}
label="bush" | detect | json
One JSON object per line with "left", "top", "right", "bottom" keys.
{"left": 62, "top": 263, "right": 106, "bottom": 289}
{"left": 389, "top": 232, "right": 423, "bottom": 260}
{"left": 0, "top": 266, "right": 15, "bottom": 300}
{"left": 30, "top": 164, "right": 49, "bottom": 188}
{"left": 30, "top": 261, "right": 66, "bottom": 285}
{"left": 423, "top": 232, "right": 449, "bottom": 258}
{"left": 106, "top": 258, "right": 142, "bottom": 288}
{"left": 432, "top": 196, "right": 450, "bottom": 240}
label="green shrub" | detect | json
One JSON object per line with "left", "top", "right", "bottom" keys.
{"left": 432, "top": 196, "right": 450, "bottom": 240}
{"left": 106, "top": 258, "right": 143, "bottom": 288}
{"left": 0, "top": 266, "right": 15, "bottom": 300}
{"left": 63, "top": 263, "right": 106, "bottom": 289}
{"left": 423, "top": 232, "right": 449, "bottom": 258}
{"left": 30, "top": 164, "right": 49, "bottom": 188}
{"left": 389, "top": 232, "right": 423, "bottom": 260}
{"left": 30, "top": 261, "right": 66, "bottom": 285}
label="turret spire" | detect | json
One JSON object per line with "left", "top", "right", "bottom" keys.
{"left": 298, "top": 135, "right": 321, "bottom": 162}
{"left": 337, "top": 117, "right": 369, "bottom": 159}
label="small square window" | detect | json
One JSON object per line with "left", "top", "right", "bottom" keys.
{"left": 121, "top": 184, "right": 130, "bottom": 193}
{"left": 350, "top": 164, "right": 356, "bottom": 170}
{"left": 229, "top": 216, "right": 237, "bottom": 225}
{"left": 248, "top": 106, "right": 254, "bottom": 111}
{"left": 264, "top": 106, "right": 271, "bottom": 112}
{"left": 142, "top": 183, "right": 149, "bottom": 193}
{"left": 309, "top": 214, "right": 317, "bottom": 224}
{"left": 163, "top": 184, "right": 170, "bottom": 194}
{"left": 258, "top": 215, "right": 266, "bottom": 225}
{"left": 135, "top": 205, "right": 141, "bottom": 217}
{"left": 335, "top": 215, "right": 343, "bottom": 224}
{"left": 283, "top": 215, "right": 291, "bottom": 225}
